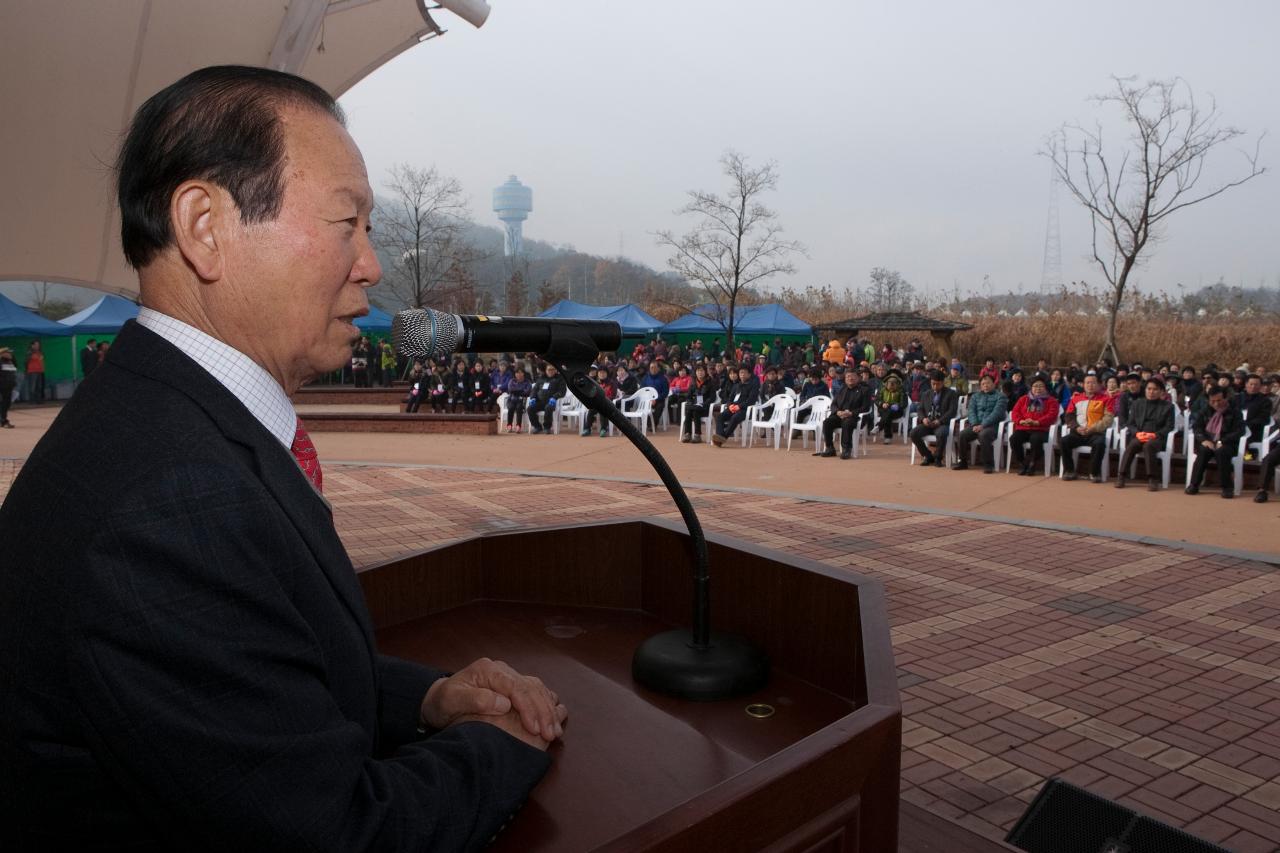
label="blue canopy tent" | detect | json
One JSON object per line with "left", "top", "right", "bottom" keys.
{"left": 58, "top": 295, "right": 140, "bottom": 335}
{"left": 0, "top": 292, "right": 73, "bottom": 337}
{"left": 661, "top": 304, "right": 812, "bottom": 346}
{"left": 354, "top": 306, "right": 393, "bottom": 332}
{"left": 538, "top": 300, "right": 662, "bottom": 338}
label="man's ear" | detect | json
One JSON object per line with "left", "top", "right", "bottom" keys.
{"left": 169, "top": 181, "right": 224, "bottom": 282}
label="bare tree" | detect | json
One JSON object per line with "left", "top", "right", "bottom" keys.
{"left": 28, "top": 281, "right": 80, "bottom": 320}
{"left": 373, "top": 163, "right": 474, "bottom": 309}
{"left": 865, "top": 267, "right": 915, "bottom": 312}
{"left": 655, "top": 151, "right": 804, "bottom": 348}
{"left": 1045, "top": 76, "right": 1265, "bottom": 364}
{"left": 536, "top": 279, "right": 567, "bottom": 312}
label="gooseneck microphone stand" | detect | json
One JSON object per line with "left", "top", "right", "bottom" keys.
{"left": 540, "top": 324, "right": 768, "bottom": 701}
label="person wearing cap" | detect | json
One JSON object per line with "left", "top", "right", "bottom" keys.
{"left": 816, "top": 368, "right": 872, "bottom": 459}
{"left": 909, "top": 370, "right": 958, "bottom": 467}
{"left": 875, "top": 373, "right": 906, "bottom": 444}
{"left": 1115, "top": 378, "right": 1176, "bottom": 490}
{"left": 944, "top": 364, "right": 970, "bottom": 396}
{"left": 822, "top": 338, "right": 846, "bottom": 366}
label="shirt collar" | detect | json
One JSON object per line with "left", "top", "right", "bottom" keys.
{"left": 136, "top": 308, "right": 297, "bottom": 449}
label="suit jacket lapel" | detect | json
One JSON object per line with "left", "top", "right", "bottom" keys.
{"left": 106, "top": 322, "right": 377, "bottom": 659}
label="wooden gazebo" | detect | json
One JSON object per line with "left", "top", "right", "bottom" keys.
{"left": 822, "top": 311, "right": 974, "bottom": 360}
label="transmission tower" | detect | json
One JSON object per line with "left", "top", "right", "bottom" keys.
{"left": 1040, "top": 166, "right": 1063, "bottom": 294}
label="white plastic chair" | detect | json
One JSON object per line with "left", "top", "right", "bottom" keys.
{"left": 787, "top": 395, "right": 831, "bottom": 452}
{"left": 745, "top": 394, "right": 793, "bottom": 449}
{"left": 1004, "top": 424, "right": 1057, "bottom": 476}
{"left": 495, "top": 392, "right": 529, "bottom": 433}
{"left": 1233, "top": 413, "right": 1276, "bottom": 496}
{"left": 909, "top": 415, "right": 961, "bottom": 467}
{"left": 1118, "top": 408, "right": 1183, "bottom": 489}
{"left": 1058, "top": 425, "right": 1113, "bottom": 482}
{"left": 558, "top": 393, "right": 587, "bottom": 435}
{"left": 615, "top": 387, "right": 659, "bottom": 435}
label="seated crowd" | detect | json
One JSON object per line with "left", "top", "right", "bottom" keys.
{"left": 396, "top": 333, "right": 1280, "bottom": 503}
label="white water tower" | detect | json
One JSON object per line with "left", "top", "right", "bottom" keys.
{"left": 492, "top": 175, "right": 533, "bottom": 256}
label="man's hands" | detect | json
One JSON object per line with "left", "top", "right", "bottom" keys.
{"left": 421, "top": 658, "right": 567, "bottom": 744}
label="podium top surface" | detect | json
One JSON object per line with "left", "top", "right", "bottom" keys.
{"left": 376, "top": 600, "right": 857, "bottom": 852}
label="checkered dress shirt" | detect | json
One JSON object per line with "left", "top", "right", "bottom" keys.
{"left": 136, "top": 308, "right": 297, "bottom": 450}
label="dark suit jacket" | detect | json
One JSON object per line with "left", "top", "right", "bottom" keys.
{"left": 919, "top": 385, "right": 959, "bottom": 424}
{"left": 0, "top": 321, "right": 549, "bottom": 851}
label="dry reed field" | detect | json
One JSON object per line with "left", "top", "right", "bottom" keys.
{"left": 947, "top": 316, "right": 1280, "bottom": 370}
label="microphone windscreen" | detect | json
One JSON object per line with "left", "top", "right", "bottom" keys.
{"left": 392, "top": 308, "right": 457, "bottom": 359}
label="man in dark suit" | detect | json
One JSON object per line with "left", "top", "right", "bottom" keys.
{"left": 816, "top": 367, "right": 872, "bottom": 459}
{"left": 79, "top": 337, "right": 98, "bottom": 379}
{"left": 909, "top": 369, "right": 959, "bottom": 467}
{"left": 0, "top": 66, "right": 565, "bottom": 851}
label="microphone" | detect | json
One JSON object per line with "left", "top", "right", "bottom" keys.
{"left": 392, "top": 308, "right": 622, "bottom": 359}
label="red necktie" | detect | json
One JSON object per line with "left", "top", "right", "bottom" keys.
{"left": 291, "top": 417, "right": 323, "bottom": 494}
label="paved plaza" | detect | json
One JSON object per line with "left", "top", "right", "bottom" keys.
{"left": 3, "top": 414, "right": 1279, "bottom": 851}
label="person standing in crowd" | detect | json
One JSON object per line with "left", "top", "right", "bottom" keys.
{"left": 349, "top": 335, "right": 371, "bottom": 387}
{"left": 954, "top": 374, "right": 1007, "bottom": 473}
{"left": 1060, "top": 373, "right": 1117, "bottom": 482}
{"left": 711, "top": 365, "right": 759, "bottom": 446}
{"left": 0, "top": 347, "right": 17, "bottom": 427}
{"left": 350, "top": 333, "right": 371, "bottom": 386}
{"left": 1115, "top": 377, "right": 1176, "bottom": 490}
{"left": 815, "top": 367, "right": 872, "bottom": 459}
{"left": 1186, "top": 385, "right": 1245, "bottom": 498}
{"left": 378, "top": 339, "right": 397, "bottom": 387}
{"left": 1008, "top": 375, "right": 1059, "bottom": 475}
{"left": 875, "top": 373, "right": 906, "bottom": 444}
{"left": 23, "top": 340, "right": 45, "bottom": 402}
{"left": 526, "top": 363, "right": 565, "bottom": 434}
{"left": 823, "top": 338, "right": 846, "bottom": 365}
{"left": 504, "top": 367, "right": 532, "bottom": 433}
{"left": 80, "top": 338, "right": 99, "bottom": 380}
{"left": 910, "top": 369, "right": 959, "bottom": 467}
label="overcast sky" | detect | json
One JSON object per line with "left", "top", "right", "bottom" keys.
{"left": 340, "top": 0, "right": 1279, "bottom": 299}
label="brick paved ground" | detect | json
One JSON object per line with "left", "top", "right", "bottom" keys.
{"left": 3, "top": 458, "right": 1277, "bottom": 851}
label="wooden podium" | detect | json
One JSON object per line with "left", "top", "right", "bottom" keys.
{"left": 358, "top": 518, "right": 901, "bottom": 852}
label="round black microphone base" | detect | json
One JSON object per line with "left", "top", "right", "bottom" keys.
{"left": 632, "top": 629, "right": 769, "bottom": 701}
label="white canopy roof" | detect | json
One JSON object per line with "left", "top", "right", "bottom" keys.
{"left": 0, "top": 0, "right": 486, "bottom": 298}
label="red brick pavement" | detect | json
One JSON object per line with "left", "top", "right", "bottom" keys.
{"left": 3, "top": 458, "right": 1278, "bottom": 852}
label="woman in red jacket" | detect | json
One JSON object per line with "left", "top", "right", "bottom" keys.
{"left": 1008, "top": 375, "right": 1060, "bottom": 475}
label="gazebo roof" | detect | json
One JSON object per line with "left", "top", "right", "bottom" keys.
{"left": 822, "top": 311, "right": 973, "bottom": 333}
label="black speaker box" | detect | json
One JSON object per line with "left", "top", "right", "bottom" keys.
{"left": 1006, "top": 778, "right": 1232, "bottom": 853}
